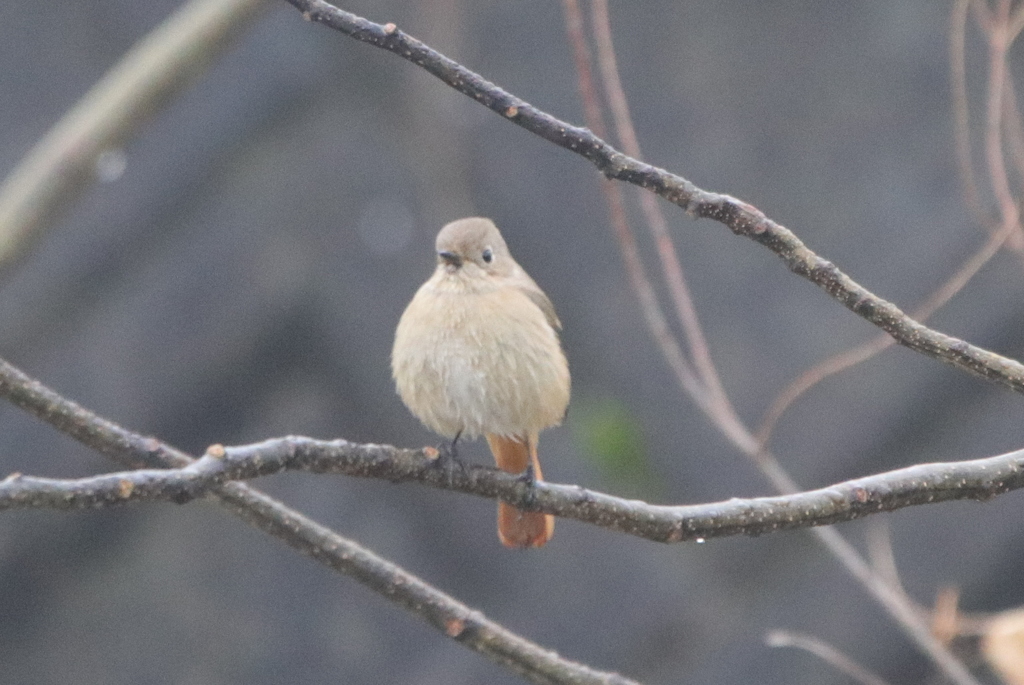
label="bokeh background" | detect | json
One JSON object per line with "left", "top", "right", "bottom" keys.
{"left": 1, "top": 1, "right": 1022, "bottom": 683}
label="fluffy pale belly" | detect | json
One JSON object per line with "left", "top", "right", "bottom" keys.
{"left": 392, "top": 287, "right": 570, "bottom": 439}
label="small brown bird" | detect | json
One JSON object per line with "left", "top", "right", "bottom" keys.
{"left": 392, "top": 217, "right": 570, "bottom": 548}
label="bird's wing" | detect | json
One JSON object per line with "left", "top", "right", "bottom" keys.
{"left": 519, "top": 284, "right": 562, "bottom": 331}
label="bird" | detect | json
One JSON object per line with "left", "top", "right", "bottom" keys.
{"left": 392, "top": 217, "right": 570, "bottom": 548}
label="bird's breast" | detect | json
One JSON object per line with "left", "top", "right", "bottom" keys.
{"left": 392, "top": 282, "right": 570, "bottom": 439}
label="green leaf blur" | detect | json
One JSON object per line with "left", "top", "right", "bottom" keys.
{"left": 572, "top": 397, "right": 660, "bottom": 498}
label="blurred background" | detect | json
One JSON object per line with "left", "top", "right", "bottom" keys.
{"left": 1, "top": 1, "right": 1023, "bottom": 683}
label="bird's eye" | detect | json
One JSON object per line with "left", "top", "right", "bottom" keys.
{"left": 482, "top": 248, "right": 493, "bottom": 263}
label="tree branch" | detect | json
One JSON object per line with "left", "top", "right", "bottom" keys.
{"left": 281, "top": 0, "right": 1024, "bottom": 394}
{"left": 5, "top": 431, "right": 1024, "bottom": 545}
{"left": 766, "top": 630, "right": 892, "bottom": 685}
{"left": 0, "top": 0, "right": 270, "bottom": 275}
{"left": 0, "top": 357, "right": 636, "bottom": 685}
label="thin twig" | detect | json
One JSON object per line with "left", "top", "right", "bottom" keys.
{"left": 0, "top": 357, "right": 637, "bottom": 685}
{"left": 865, "top": 522, "right": 909, "bottom": 600}
{"left": 562, "top": 0, "right": 758, "bottom": 454}
{"left": 560, "top": 0, "right": 719, "bottom": 424}
{"left": 0, "top": 0, "right": 270, "bottom": 276}
{"left": 766, "top": 630, "right": 892, "bottom": 685}
{"left": 756, "top": 212, "right": 1016, "bottom": 446}
{"left": 561, "top": 0, "right": 607, "bottom": 141}
{"left": 810, "top": 524, "right": 980, "bottom": 685}
{"left": 589, "top": 0, "right": 739, "bottom": 434}
{"left": 758, "top": 1, "right": 1024, "bottom": 445}
{"left": 1002, "top": 73, "right": 1024, "bottom": 191}
{"left": 1009, "top": 0, "right": 1024, "bottom": 41}
{"left": 971, "top": 0, "right": 995, "bottom": 36}
{"left": 983, "top": 2, "right": 1023, "bottom": 246}
{"left": 951, "top": 0, "right": 987, "bottom": 225}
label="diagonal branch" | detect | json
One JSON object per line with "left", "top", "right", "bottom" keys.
{"left": 588, "top": 0, "right": 735, "bottom": 420}
{"left": 0, "top": 356, "right": 637, "bottom": 685}
{"left": 766, "top": 630, "right": 893, "bottom": 685}
{"left": 560, "top": 0, "right": 755, "bottom": 454}
{"left": 0, "top": 0, "right": 270, "bottom": 275}
{"left": 559, "top": 0, "right": 724, "bottom": 433}
{"left": 282, "top": 0, "right": 1024, "bottom": 394}
{"left": 758, "top": 2, "right": 1024, "bottom": 446}
{"left": 756, "top": 212, "right": 1017, "bottom": 446}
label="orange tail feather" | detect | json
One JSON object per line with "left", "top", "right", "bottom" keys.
{"left": 485, "top": 433, "right": 554, "bottom": 548}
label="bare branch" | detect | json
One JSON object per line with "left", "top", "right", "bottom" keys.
{"left": 758, "top": 2, "right": 1024, "bottom": 445}
{"left": 559, "top": 0, "right": 729, "bottom": 438}
{"left": 756, "top": 214, "right": 1015, "bottom": 446}
{"left": 589, "top": 0, "right": 734, "bottom": 419}
{"left": 951, "top": 0, "right": 986, "bottom": 224}
{"left": 812, "top": 524, "right": 980, "bottom": 685}
{"left": 1002, "top": 72, "right": 1024, "bottom": 196}
{"left": 5, "top": 429, "right": 1024, "bottom": 546}
{"left": 0, "top": 357, "right": 637, "bottom": 685}
{"left": 0, "top": 0, "right": 270, "bottom": 275}
{"left": 282, "top": 0, "right": 1024, "bottom": 395}
{"left": 766, "top": 630, "right": 892, "bottom": 685}
{"left": 865, "top": 523, "right": 908, "bottom": 599}
{"left": 982, "top": 2, "right": 1023, "bottom": 245}
{"left": 585, "top": 0, "right": 751, "bottom": 450}
{"left": 1009, "top": 0, "right": 1024, "bottom": 42}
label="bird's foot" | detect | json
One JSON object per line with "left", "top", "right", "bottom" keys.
{"left": 515, "top": 463, "right": 541, "bottom": 509}
{"left": 517, "top": 463, "right": 538, "bottom": 486}
{"left": 431, "top": 433, "right": 467, "bottom": 486}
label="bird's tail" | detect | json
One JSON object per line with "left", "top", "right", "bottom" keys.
{"left": 485, "top": 433, "right": 554, "bottom": 548}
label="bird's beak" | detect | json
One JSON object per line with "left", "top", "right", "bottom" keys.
{"left": 438, "top": 250, "right": 462, "bottom": 268}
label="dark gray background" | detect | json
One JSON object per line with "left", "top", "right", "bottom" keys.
{"left": 0, "top": 1, "right": 1021, "bottom": 683}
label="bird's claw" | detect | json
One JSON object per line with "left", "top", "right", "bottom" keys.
{"left": 432, "top": 435, "right": 468, "bottom": 486}
{"left": 515, "top": 463, "right": 541, "bottom": 509}
{"left": 517, "top": 463, "right": 538, "bottom": 486}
